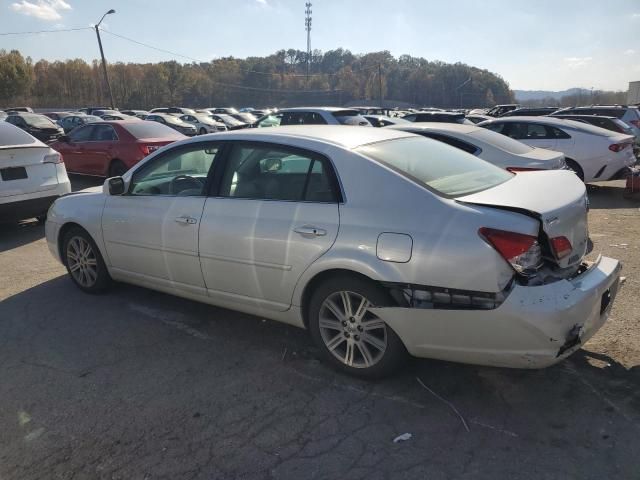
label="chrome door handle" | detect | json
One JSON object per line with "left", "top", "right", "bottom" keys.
{"left": 293, "top": 225, "right": 326, "bottom": 237}
{"left": 175, "top": 215, "right": 197, "bottom": 225}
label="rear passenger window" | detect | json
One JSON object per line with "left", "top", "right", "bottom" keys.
{"left": 548, "top": 126, "right": 571, "bottom": 139}
{"left": 220, "top": 144, "right": 339, "bottom": 202}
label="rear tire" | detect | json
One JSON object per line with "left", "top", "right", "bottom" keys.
{"left": 565, "top": 159, "right": 584, "bottom": 181}
{"left": 62, "top": 227, "right": 112, "bottom": 293}
{"left": 308, "top": 275, "right": 408, "bottom": 379}
{"left": 108, "top": 160, "right": 127, "bottom": 177}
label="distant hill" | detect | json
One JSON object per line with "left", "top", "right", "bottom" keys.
{"left": 514, "top": 88, "right": 590, "bottom": 102}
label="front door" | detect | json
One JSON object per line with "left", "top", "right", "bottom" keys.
{"left": 101, "top": 142, "right": 222, "bottom": 296}
{"left": 60, "top": 124, "right": 95, "bottom": 174}
{"left": 198, "top": 141, "right": 341, "bottom": 311}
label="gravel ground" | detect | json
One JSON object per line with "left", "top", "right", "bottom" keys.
{"left": 0, "top": 177, "right": 638, "bottom": 480}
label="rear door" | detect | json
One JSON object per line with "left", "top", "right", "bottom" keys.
{"left": 101, "top": 142, "right": 222, "bottom": 294}
{"left": 198, "top": 141, "right": 341, "bottom": 312}
{"left": 503, "top": 122, "right": 558, "bottom": 149}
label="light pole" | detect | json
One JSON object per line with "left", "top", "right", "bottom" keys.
{"left": 95, "top": 9, "right": 115, "bottom": 109}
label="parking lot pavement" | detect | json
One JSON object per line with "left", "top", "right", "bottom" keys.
{"left": 0, "top": 179, "right": 639, "bottom": 480}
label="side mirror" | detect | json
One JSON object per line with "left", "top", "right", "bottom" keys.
{"left": 107, "top": 176, "right": 125, "bottom": 195}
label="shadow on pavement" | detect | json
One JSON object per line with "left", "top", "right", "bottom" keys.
{"left": 587, "top": 181, "right": 638, "bottom": 210}
{"left": 1, "top": 274, "right": 639, "bottom": 479}
{"left": 69, "top": 174, "right": 103, "bottom": 192}
{"left": 0, "top": 219, "right": 44, "bottom": 253}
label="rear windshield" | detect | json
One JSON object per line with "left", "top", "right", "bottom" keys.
{"left": 0, "top": 122, "right": 38, "bottom": 146}
{"left": 122, "top": 122, "right": 184, "bottom": 139}
{"left": 468, "top": 128, "right": 533, "bottom": 154}
{"left": 356, "top": 136, "right": 512, "bottom": 197}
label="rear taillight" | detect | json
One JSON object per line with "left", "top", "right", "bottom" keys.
{"left": 506, "top": 167, "right": 543, "bottom": 173}
{"left": 609, "top": 142, "right": 631, "bottom": 152}
{"left": 139, "top": 145, "right": 160, "bottom": 156}
{"left": 43, "top": 153, "right": 63, "bottom": 164}
{"left": 479, "top": 227, "right": 541, "bottom": 274}
{"left": 550, "top": 236, "right": 573, "bottom": 260}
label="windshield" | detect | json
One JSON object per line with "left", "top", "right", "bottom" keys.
{"left": 468, "top": 128, "right": 533, "bottom": 154}
{"left": 356, "top": 136, "right": 512, "bottom": 197}
{"left": 85, "top": 116, "right": 103, "bottom": 122}
{"left": 332, "top": 110, "right": 371, "bottom": 126}
{"left": 217, "top": 114, "right": 243, "bottom": 125}
{"left": 23, "top": 114, "right": 57, "bottom": 128}
{"left": 123, "top": 121, "right": 184, "bottom": 139}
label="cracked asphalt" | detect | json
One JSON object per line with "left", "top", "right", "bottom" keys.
{"left": 0, "top": 176, "right": 639, "bottom": 479}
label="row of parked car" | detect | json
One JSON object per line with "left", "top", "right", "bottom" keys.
{"left": 0, "top": 101, "right": 625, "bottom": 378}
{"left": 2, "top": 103, "right": 637, "bottom": 189}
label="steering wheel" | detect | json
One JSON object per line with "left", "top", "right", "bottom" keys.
{"left": 169, "top": 175, "right": 203, "bottom": 195}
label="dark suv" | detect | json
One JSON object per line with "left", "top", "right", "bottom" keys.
{"left": 551, "top": 105, "right": 640, "bottom": 141}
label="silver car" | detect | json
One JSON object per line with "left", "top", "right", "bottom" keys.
{"left": 45, "top": 126, "right": 621, "bottom": 378}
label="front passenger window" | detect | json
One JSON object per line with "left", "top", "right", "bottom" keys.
{"left": 130, "top": 144, "right": 220, "bottom": 196}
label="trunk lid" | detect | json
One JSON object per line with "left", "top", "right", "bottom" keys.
{"left": 0, "top": 146, "right": 60, "bottom": 197}
{"left": 458, "top": 170, "right": 589, "bottom": 268}
{"left": 517, "top": 147, "right": 566, "bottom": 169}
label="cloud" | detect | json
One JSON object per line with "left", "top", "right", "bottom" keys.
{"left": 624, "top": 49, "right": 636, "bottom": 56}
{"left": 10, "top": 0, "right": 71, "bottom": 21}
{"left": 255, "top": 0, "right": 267, "bottom": 4}
{"left": 632, "top": 13, "right": 640, "bottom": 18}
{"left": 564, "top": 56, "right": 593, "bottom": 69}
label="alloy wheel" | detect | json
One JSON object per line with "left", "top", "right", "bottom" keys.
{"left": 66, "top": 236, "right": 98, "bottom": 288}
{"left": 318, "top": 290, "right": 388, "bottom": 368}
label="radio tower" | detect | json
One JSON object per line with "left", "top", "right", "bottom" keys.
{"left": 305, "top": 2, "right": 312, "bottom": 84}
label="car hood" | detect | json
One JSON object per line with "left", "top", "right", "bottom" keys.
{"left": 458, "top": 170, "right": 588, "bottom": 268}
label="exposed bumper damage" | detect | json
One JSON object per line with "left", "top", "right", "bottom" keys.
{"left": 370, "top": 255, "right": 621, "bottom": 369}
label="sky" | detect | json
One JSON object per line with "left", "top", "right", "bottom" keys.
{"left": 1, "top": 0, "right": 639, "bottom": 91}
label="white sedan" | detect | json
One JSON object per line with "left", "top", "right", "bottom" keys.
{"left": 179, "top": 113, "right": 227, "bottom": 135}
{"left": 389, "top": 123, "right": 566, "bottom": 171}
{"left": 0, "top": 122, "right": 71, "bottom": 222}
{"left": 478, "top": 116, "right": 636, "bottom": 182}
{"left": 46, "top": 127, "right": 621, "bottom": 378}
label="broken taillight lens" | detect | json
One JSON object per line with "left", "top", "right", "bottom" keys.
{"left": 550, "top": 236, "right": 573, "bottom": 260}
{"left": 479, "top": 227, "right": 542, "bottom": 274}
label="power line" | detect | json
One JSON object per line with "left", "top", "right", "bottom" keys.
{"left": 0, "top": 27, "right": 92, "bottom": 36}
{"left": 101, "top": 28, "right": 377, "bottom": 78}
{"left": 100, "top": 29, "right": 203, "bottom": 63}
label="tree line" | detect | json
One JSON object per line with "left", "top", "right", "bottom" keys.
{"left": 520, "top": 90, "right": 628, "bottom": 108}
{"left": 0, "top": 48, "right": 516, "bottom": 109}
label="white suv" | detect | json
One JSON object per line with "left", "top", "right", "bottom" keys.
{"left": 0, "top": 122, "right": 71, "bottom": 222}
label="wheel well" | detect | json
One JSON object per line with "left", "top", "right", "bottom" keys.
{"left": 57, "top": 222, "right": 85, "bottom": 265}
{"left": 564, "top": 158, "right": 584, "bottom": 180}
{"left": 299, "top": 269, "right": 390, "bottom": 328}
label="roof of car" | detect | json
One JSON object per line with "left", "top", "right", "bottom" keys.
{"left": 181, "top": 125, "right": 415, "bottom": 149}
{"left": 480, "top": 116, "right": 580, "bottom": 126}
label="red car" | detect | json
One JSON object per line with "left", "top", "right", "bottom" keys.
{"left": 51, "top": 120, "right": 186, "bottom": 177}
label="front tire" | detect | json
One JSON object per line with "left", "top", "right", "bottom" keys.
{"left": 308, "top": 275, "right": 408, "bottom": 379}
{"left": 62, "top": 227, "right": 112, "bottom": 293}
{"left": 199, "top": 127, "right": 207, "bottom": 135}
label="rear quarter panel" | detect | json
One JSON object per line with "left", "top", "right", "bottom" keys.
{"left": 291, "top": 146, "right": 538, "bottom": 306}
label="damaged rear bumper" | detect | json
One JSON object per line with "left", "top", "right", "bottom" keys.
{"left": 370, "top": 255, "right": 621, "bottom": 369}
